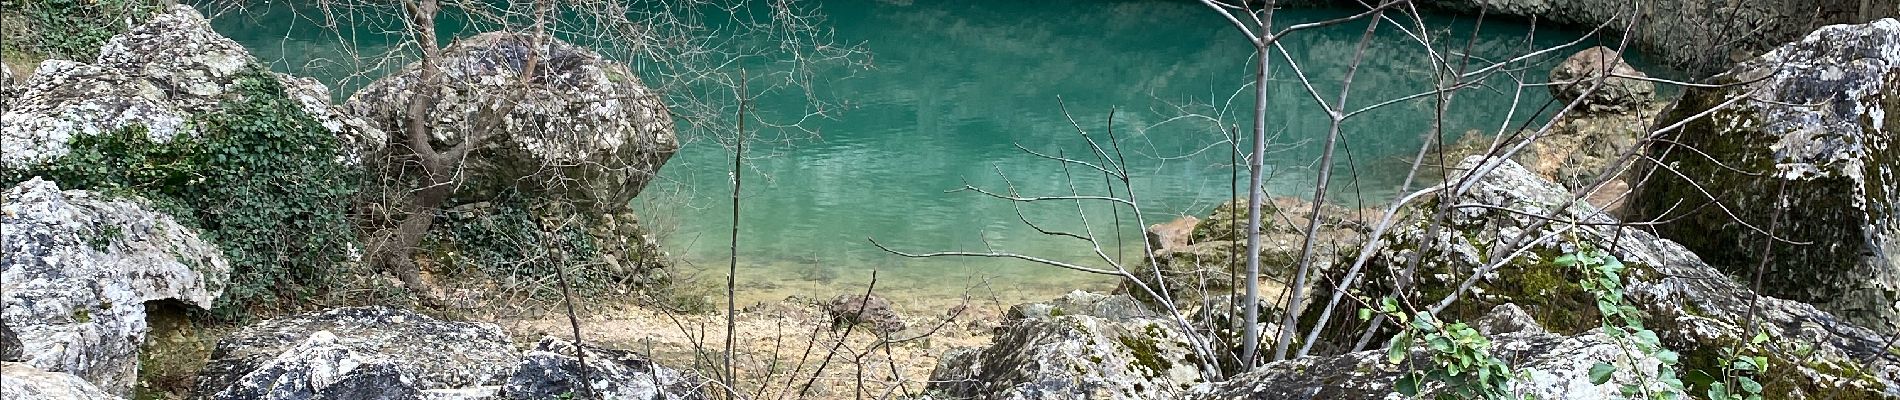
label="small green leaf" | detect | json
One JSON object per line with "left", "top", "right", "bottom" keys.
{"left": 1411, "top": 313, "right": 1436, "bottom": 331}
{"left": 1358, "top": 308, "right": 1372, "bottom": 321}
{"left": 1387, "top": 332, "right": 1411, "bottom": 365}
{"left": 1750, "top": 330, "right": 1769, "bottom": 345}
{"left": 1395, "top": 374, "right": 1421, "bottom": 396}
{"left": 1655, "top": 350, "right": 1679, "bottom": 365}
{"left": 1554, "top": 254, "right": 1579, "bottom": 266}
{"left": 1588, "top": 362, "right": 1616, "bottom": 384}
{"left": 1737, "top": 376, "right": 1762, "bottom": 394}
{"left": 1708, "top": 382, "right": 1731, "bottom": 400}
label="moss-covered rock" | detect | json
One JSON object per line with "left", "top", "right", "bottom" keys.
{"left": 929, "top": 292, "right": 1208, "bottom": 400}
{"left": 1125, "top": 197, "right": 1369, "bottom": 306}
{"left": 1313, "top": 155, "right": 1899, "bottom": 397}
{"left": 1629, "top": 18, "right": 1900, "bottom": 334}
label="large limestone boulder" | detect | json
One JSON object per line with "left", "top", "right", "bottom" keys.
{"left": 0, "top": 362, "right": 125, "bottom": 400}
{"left": 194, "top": 307, "right": 519, "bottom": 397}
{"left": 1629, "top": 19, "right": 1900, "bottom": 334}
{"left": 928, "top": 291, "right": 1208, "bottom": 400}
{"left": 0, "top": 178, "right": 230, "bottom": 395}
{"left": 1548, "top": 46, "right": 1656, "bottom": 114}
{"left": 206, "top": 331, "right": 426, "bottom": 400}
{"left": 0, "top": 59, "right": 195, "bottom": 168}
{"left": 1313, "top": 156, "right": 1899, "bottom": 397}
{"left": 1192, "top": 328, "right": 1683, "bottom": 399}
{"left": 502, "top": 337, "right": 705, "bottom": 400}
{"left": 0, "top": 5, "right": 383, "bottom": 170}
{"left": 345, "top": 31, "right": 679, "bottom": 212}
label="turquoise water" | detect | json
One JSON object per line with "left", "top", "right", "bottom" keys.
{"left": 202, "top": 0, "right": 1643, "bottom": 304}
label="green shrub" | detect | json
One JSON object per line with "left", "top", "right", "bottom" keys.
{"left": 428, "top": 193, "right": 616, "bottom": 297}
{"left": 2, "top": 66, "right": 360, "bottom": 317}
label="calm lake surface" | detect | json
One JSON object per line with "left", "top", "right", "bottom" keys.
{"left": 201, "top": 0, "right": 1653, "bottom": 305}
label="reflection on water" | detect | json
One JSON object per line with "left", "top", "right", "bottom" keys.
{"left": 201, "top": 0, "right": 1654, "bottom": 305}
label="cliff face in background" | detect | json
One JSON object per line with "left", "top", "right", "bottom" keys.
{"left": 1282, "top": 0, "right": 1894, "bottom": 77}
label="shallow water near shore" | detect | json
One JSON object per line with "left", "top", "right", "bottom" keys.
{"left": 199, "top": 0, "right": 1664, "bottom": 306}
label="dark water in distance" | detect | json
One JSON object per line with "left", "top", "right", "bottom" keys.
{"left": 200, "top": 0, "right": 1661, "bottom": 303}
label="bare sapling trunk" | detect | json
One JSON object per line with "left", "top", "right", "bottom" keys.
{"left": 371, "top": 0, "right": 548, "bottom": 301}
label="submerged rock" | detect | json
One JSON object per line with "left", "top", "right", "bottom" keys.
{"left": 0, "top": 362, "right": 125, "bottom": 400}
{"left": 195, "top": 307, "right": 518, "bottom": 397}
{"left": 1313, "top": 156, "right": 1899, "bottom": 397}
{"left": 1630, "top": 18, "right": 1900, "bottom": 334}
{"left": 501, "top": 337, "right": 705, "bottom": 400}
{"left": 1, "top": 178, "right": 230, "bottom": 395}
{"left": 929, "top": 291, "right": 1207, "bottom": 400}
{"left": 346, "top": 31, "right": 679, "bottom": 213}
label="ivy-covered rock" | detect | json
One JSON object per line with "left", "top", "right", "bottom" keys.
{"left": 0, "top": 178, "right": 231, "bottom": 396}
{"left": 1, "top": 4, "right": 368, "bottom": 312}
{"left": 1318, "top": 156, "right": 1899, "bottom": 397}
{"left": 346, "top": 31, "right": 679, "bottom": 213}
{"left": 428, "top": 198, "right": 674, "bottom": 297}
{"left": 501, "top": 337, "right": 705, "bottom": 400}
{"left": 0, "top": 362, "right": 125, "bottom": 400}
{"left": 0, "top": 59, "right": 195, "bottom": 168}
{"left": 1629, "top": 18, "right": 1900, "bottom": 334}
{"left": 0, "top": 5, "right": 384, "bottom": 168}
{"left": 195, "top": 307, "right": 518, "bottom": 397}
{"left": 928, "top": 291, "right": 1207, "bottom": 400}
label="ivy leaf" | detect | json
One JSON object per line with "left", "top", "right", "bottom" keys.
{"left": 1554, "top": 254, "right": 1579, "bottom": 267}
{"left": 1708, "top": 382, "right": 1731, "bottom": 400}
{"left": 1655, "top": 350, "right": 1680, "bottom": 365}
{"left": 1737, "top": 376, "right": 1763, "bottom": 394}
{"left": 1588, "top": 362, "right": 1616, "bottom": 384}
{"left": 1387, "top": 331, "right": 1412, "bottom": 365}
{"left": 1395, "top": 374, "right": 1421, "bottom": 396}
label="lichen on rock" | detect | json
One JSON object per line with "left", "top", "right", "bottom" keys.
{"left": 194, "top": 307, "right": 518, "bottom": 397}
{"left": 929, "top": 291, "right": 1207, "bottom": 400}
{"left": 1314, "top": 155, "right": 1900, "bottom": 397}
{"left": 0, "top": 178, "right": 231, "bottom": 396}
{"left": 345, "top": 31, "right": 679, "bottom": 212}
{"left": 1630, "top": 18, "right": 1900, "bottom": 334}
